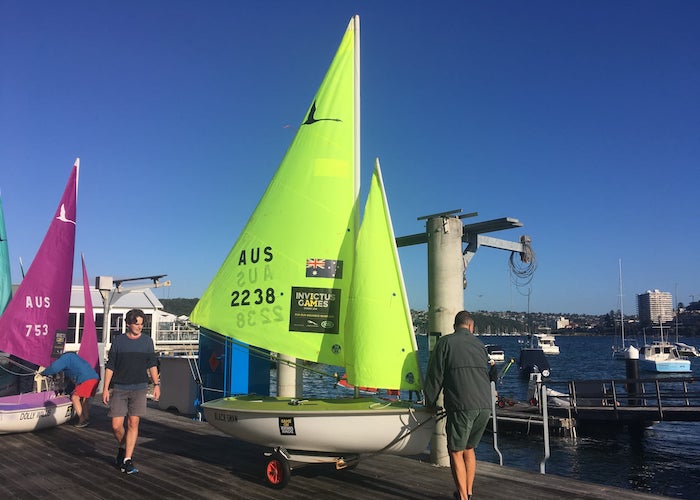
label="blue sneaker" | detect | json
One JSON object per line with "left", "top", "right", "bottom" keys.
{"left": 120, "top": 459, "right": 139, "bottom": 474}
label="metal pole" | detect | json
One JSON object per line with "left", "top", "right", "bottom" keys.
{"left": 625, "top": 345, "right": 641, "bottom": 406}
{"left": 277, "top": 355, "right": 302, "bottom": 397}
{"left": 427, "top": 215, "right": 464, "bottom": 467}
{"left": 490, "top": 381, "right": 503, "bottom": 465}
{"left": 539, "top": 384, "right": 550, "bottom": 474}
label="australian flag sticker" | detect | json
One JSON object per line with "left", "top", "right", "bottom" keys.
{"left": 306, "top": 258, "right": 343, "bottom": 278}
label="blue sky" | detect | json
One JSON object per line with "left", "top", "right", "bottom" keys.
{"left": 1, "top": 1, "right": 698, "bottom": 315}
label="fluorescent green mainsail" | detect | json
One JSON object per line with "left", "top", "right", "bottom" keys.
{"left": 344, "top": 160, "right": 422, "bottom": 391}
{"left": 0, "top": 195, "right": 11, "bottom": 314}
{"left": 191, "top": 18, "right": 357, "bottom": 366}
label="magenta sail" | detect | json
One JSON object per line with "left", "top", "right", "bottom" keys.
{"left": 78, "top": 253, "right": 99, "bottom": 374}
{"left": 0, "top": 160, "right": 78, "bottom": 367}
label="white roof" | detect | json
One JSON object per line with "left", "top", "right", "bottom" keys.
{"left": 69, "top": 286, "right": 164, "bottom": 311}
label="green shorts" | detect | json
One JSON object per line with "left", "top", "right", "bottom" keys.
{"left": 108, "top": 388, "right": 148, "bottom": 417}
{"left": 446, "top": 408, "right": 490, "bottom": 451}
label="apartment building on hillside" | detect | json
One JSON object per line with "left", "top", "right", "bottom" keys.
{"left": 637, "top": 289, "right": 673, "bottom": 324}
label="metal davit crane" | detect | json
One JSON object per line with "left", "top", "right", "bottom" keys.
{"left": 396, "top": 209, "right": 534, "bottom": 467}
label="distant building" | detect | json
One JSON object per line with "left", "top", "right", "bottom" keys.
{"left": 555, "top": 316, "right": 570, "bottom": 330}
{"left": 636, "top": 289, "right": 673, "bottom": 324}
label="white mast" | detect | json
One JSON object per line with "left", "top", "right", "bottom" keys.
{"left": 619, "top": 258, "right": 625, "bottom": 347}
{"left": 353, "top": 14, "right": 361, "bottom": 230}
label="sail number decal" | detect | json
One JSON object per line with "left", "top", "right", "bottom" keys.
{"left": 25, "top": 324, "right": 49, "bottom": 337}
{"left": 229, "top": 246, "right": 284, "bottom": 326}
{"left": 230, "top": 287, "right": 276, "bottom": 306}
{"left": 235, "top": 307, "right": 284, "bottom": 328}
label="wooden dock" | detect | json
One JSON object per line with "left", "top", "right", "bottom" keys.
{"left": 544, "top": 377, "right": 700, "bottom": 426}
{"left": 0, "top": 400, "right": 669, "bottom": 499}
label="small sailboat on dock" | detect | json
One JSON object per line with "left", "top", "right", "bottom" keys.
{"left": 191, "top": 16, "right": 434, "bottom": 487}
{"left": 0, "top": 160, "right": 80, "bottom": 433}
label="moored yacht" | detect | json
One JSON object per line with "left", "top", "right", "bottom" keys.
{"left": 485, "top": 344, "right": 505, "bottom": 362}
{"left": 675, "top": 342, "right": 700, "bottom": 358}
{"left": 533, "top": 331, "right": 560, "bottom": 355}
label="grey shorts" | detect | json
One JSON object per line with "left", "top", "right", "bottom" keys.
{"left": 446, "top": 408, "right": 490, "bottom": 451}
{"left": 108, "top": 388, "right": 148, "bottom": 417}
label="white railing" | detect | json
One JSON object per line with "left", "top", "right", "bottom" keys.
{"left": 154, "top": 323, "right": 199, "bottom": 346}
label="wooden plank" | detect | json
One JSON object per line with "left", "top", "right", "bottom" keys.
{"left": 0, "top": 401, "right": 668, "bottom": 499}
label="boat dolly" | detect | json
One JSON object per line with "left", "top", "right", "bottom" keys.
{"left": 263, "top": 447, "right": 360, "bottom": 489}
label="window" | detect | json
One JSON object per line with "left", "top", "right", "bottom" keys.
{"left": 67, "top": 313, "right": 78, "bottom": 343}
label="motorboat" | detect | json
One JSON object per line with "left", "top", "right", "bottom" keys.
{"left": 532, "top": 332, "right": 560, "bottom": 355}
{"left": 639, "top": 341, "right": 691, "bottom": 373}
{"left": 674, "top": 342, "right": 700, "bottom": 358}
{"left": 484, "top": 344, "right": 505, "bottom": 362}
{"left": 518, "top": 348, "right": 551, "bottom": 378}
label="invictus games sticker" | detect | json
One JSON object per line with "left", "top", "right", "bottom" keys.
{"left": 279, "top": 417, "right": 296, "bottom": 436}
{"left": 289, "top": 287, "right": 341, "bottom": 334}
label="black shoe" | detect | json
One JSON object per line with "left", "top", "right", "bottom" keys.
{"left": 115, "top": 448, "right": 125, "bottom": 466}
{"left": 120, "top": 459, "right": 139, "bottom": 474}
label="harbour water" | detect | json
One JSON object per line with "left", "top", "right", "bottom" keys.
{"left": 293, "top": 334, "right": 700, "bottom": 499}
{"left": 475, "top": 334, "right": 700, "bottom": 499}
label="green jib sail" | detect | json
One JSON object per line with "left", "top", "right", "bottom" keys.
{"left": 191, "top": 18, "right": 357, "bottom": 366}
{"left": 344, "top": 160, "right": 422, "bottom": 391}
{"left": 0, "top": 195, "right": 11, "bottom": 314}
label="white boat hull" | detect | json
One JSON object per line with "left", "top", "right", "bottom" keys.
{"left": 202, "top": 395, "right": 435, "bottom": 455}
{"left": 640, "top": 341, "right": 691, "bottom": 373}
{"left": 532, "top": 334, "right": 559, "bottom": 355}
{"left": 639, "top": 358, "right": 691, "bottom": 373}
{"left": 0, "top": 391, "right": 73, "bottom": 434}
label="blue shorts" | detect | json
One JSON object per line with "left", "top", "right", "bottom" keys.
{"left": 446, "top": 408, "right": 490, "bottom": 451}
{"left": 108, "top": 388, "right": 148, "bottom": 417}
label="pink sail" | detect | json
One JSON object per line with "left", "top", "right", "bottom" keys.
{"left": 78, "top": 253, "right": 99, "bottom": 375}
{"left": 0, "top": 160, "right": 79, "bottom": 367}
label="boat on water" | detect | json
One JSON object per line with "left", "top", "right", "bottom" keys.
{"left": 532, "top": 331, "right": 560, "bottom": 355}
{"left": 639, "top": 341, "right": 691, "bottom": 373}
{"left": 485, "top": 344, "right": 505, "bottom": 362}
{"left": 674, "top": 342, "right": 700, "bottom": 358}
{"left": 639, "top": 318, "right": 691, "bottom": 373}
{"left": 518, "top": 347, "right": 551, "bottom": 378}
{"left": 190, "top": 16, "right": 435, "bottom": 487}
{"left": 0, "top": 161, "right": 81, "bottom": 433}
{"left": 612, "top": 258, "right": 634, "bottom": 360}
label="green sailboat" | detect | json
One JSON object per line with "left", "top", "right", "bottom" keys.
{"left": 191, "top": 16, "right": 434, "bottom": 486}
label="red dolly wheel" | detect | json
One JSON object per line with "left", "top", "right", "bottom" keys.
{"left": 264, "top": 451, "right": 291, "bottom": 489}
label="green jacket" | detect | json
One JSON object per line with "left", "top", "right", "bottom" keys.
{"left": 424, "top": 328, "right": 495, "bottom": 411}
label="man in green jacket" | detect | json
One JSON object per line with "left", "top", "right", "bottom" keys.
{"left": 425, "top": 311, "right": 497, "bottom": 500}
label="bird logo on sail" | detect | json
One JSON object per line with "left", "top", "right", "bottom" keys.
{"left": 302, "top": 101, "right": 341, "bottom": 125}
{"left": 56, "top": 204, "right": 75, "bottom": 225}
